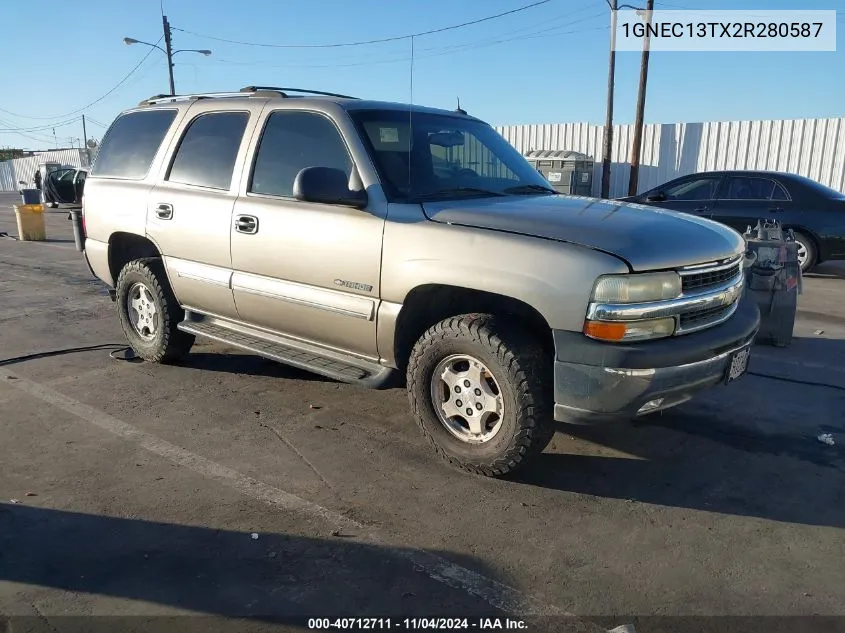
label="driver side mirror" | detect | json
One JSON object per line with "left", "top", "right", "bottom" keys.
{"left": 646, "top": 191, "right": 666, "bottom": 202}
{"left": 293, "top": 167, "right": 368, "bottom": 209}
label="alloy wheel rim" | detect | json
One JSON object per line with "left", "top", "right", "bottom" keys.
{"left": 429, "top": 354, "right": 505, "bottom": 444}
{"left": 127, "top": 282, "right": 158, "bottom": 341}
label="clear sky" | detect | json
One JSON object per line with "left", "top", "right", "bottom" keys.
{"left": 1, "top": 0, "right": 843, "bottom": 150}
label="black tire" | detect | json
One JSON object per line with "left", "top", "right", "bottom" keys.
{"left": 407, "top": 314, "right": 555, "bottom": 477}
{"left": 792, "top": 231, "right": 817, "bottom": 273}
{"left": 115, "top": 258, "right": 194, "bottom": 363}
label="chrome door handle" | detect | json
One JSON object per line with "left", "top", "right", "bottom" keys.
{"left": 235, "top": 215, "right": 258, "bottom": 234}
{"left": 155, "top": 203, "right": 173, "bottom": 220}
{"left": 694, "top": 206, "right": 709, "bottom": 213}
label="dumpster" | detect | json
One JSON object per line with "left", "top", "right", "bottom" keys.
{"left": 743, "top": 220, "right": 801, "bottom": 347}
{"left": 13, "top": 204, "right": 47, "bottom": 241}
{"left": 524, "top": 150, "right": 594, "bottom": 196}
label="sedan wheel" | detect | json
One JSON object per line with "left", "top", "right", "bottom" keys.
{"left": 792, "top": 231, "right": 816, "bottom": 273}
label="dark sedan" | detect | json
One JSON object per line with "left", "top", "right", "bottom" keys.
{"left": 618, "top": 170, "right": 845, "bottom": 272}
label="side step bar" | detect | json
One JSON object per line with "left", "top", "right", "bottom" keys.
{"left": 178, "top": 311, "right": 397, "bottom": 389}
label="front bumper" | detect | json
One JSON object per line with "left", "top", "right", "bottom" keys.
{"left": 553, "top": 294, "right": 760, "bottom": 424}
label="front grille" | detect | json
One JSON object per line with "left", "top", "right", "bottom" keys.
{"left": 679, "top": 304, "right": 733, "bottom": 329}
{"left": 681, "top": 261, "right": 741, "bottom": 293}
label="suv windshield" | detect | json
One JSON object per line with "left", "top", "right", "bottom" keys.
{"left": 349, "top": 109, "right": 554, "bottom": 203}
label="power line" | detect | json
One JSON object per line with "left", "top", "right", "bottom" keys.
{"left": 201, "top": 10, "right": 607, "bottom": 71}
{"left": 173, "top": 0, "right": 553, "bottom": 49}
{"left": 0, "top": 37, "right": 162, "bottom": 123}
{"left": 0, "top": 116, "right": 82, "bottom": 133}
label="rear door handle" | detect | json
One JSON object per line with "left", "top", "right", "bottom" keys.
{"left": 768, "top": 207, "right": 784, "bottom": 213}
{"left": 235, "top": 214, "right": 258, "bottom": 234}
{"left": 694, "top": 205, "right": 709, "bottom": 213}
{"left": 155, "top": 203, "right": 173, "bottom": 220}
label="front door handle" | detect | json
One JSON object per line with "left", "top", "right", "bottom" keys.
{"left": 768, "top": 207, "right": 784, "bottom": 213}
{"left": 694, "top": 205, "right": 709, "bottom": 213}
{"left": 235, "top": 214, "right": 258, "bottom": 234}
{"left": 155, "top": 203, "right": 173, "bottom": 220}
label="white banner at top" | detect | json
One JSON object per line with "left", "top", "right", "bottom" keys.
{"left": 613, "top": 10, "right": 837, "bottom": 52}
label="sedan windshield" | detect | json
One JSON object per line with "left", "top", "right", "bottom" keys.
{"left": 348, "top": 109, "right": 553, "bottom": 203}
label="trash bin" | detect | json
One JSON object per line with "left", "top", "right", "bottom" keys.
{"left": 524, "top": 150, "right": 594, "bottom": 196}
{"left": 20, "top": 189, "right": 42, "bottom": 205}
{"left": 68, "top": 208, "right": 85, "bottom": 251}
{"left": 743, "top": 220, "right": 801, "bottom": 347}
{"left": 13, "top": 204, "right": 47, "bottom": 241}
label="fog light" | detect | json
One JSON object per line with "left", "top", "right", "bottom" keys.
{"left": 637, "top": 398, "right": 664, "bottom": 414}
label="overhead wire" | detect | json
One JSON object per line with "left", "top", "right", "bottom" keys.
{"left": 200, "top": 8, "right": 608, "bottom": 71}
{"left": 172, "top": 0, "right": 554, "bottom": 49}
{"left": 0, "top": 37, "right": 163, "bottom": 123}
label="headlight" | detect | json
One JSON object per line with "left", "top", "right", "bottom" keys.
{"left": 592, "top": 272, "right": 681, "bottom": 304}
{"left": 583, "top": 317, "right": 676, "bottom": 342}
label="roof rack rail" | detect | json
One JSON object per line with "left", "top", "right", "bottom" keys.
{"left": 140, "top": 91, "right": 249, "bottom": 106}
{"left": 240, "top": 86, "right": 359, "bottom": 99}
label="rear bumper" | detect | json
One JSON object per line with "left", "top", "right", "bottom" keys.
{"left": 552, "top": 294, "right": 760, "bottom": 424}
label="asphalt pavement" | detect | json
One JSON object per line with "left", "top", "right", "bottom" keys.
{"left": 1, "top": 193, "right": 844, "bottom": 632}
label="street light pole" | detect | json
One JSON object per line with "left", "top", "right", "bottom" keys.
{"left": 162, "top": 15, "right": 176, "bottom": 95}
{"left": 124, "top": 20, "right": 211, "bottom": 95}
{"left": 628, "top": 0, "right": 654, "bottom": 197}
{"left": 600, "top": 0, "right": 618, "bottom": 199}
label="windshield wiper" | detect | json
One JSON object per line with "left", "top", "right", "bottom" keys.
{"left": 503, "top": 184, "right": 557, "bottom": 195}
{"left": 420, "top": 187, "right": 507, "bottom": 200}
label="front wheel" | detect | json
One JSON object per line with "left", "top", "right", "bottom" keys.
{"left": 407, "top": 314, "right": 555, "bottom": 477}
{"left": 115, "top": 258, "right": 194, "bottom": 363}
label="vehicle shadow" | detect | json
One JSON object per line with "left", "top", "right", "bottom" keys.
{"left": 0, "top": 504, "right": 511, "bottom": 626}
{"left": 805, "top": 261, "right": 845, "bottom": 280}
{"left": 511, "top": 348, "right": 845, "bottom": 529}
{"left": 178, "top": 351, "right": 338, "bottom": 383}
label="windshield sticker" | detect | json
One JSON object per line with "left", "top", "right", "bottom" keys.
{"left": 379, "top": 127, "right": 400, "bottom": 144}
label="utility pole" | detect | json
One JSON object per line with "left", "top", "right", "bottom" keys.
{"left": 162, "top": 15, "right": 176, "bottom": 95}
{"left": 82, "top": 115, "right": 90, "bottom": 165}
{"left": 600, "top": 0, "right": 618, "bottom": 199}
{"left": 627, "top": 0, "right": 654, "bottom": 197}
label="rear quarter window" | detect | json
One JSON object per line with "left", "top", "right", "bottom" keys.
{"left": 90, "top": 109, "right": 177, "bottom": 179}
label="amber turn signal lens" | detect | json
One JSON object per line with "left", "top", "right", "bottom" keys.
{"left": 583, "top": 320, "right": 628, "bottom": 341}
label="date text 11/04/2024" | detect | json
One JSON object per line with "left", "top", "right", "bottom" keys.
{"left": 307, "top": 618, "right": 528, "bottom": 630}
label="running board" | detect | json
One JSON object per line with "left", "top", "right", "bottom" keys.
{"left": 178, "top": 311, "right": 397, "bottom": 389}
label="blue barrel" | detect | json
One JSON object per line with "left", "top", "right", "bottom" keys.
{"left": 20, "top": 189, "right": 42, "bottom": 205}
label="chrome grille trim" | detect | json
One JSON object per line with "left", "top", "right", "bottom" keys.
{"left": 586, "top": 271, "right": 745, "bottom": 336}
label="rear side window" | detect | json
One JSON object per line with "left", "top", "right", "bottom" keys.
{"left": 91, "top": 110, "right": 177, "bottom": 179}
{"left": 720, "top": 176, "right": 789, "bottom": 200}
{"left": 250, "top": 111, "right": 352, "bottom": 198}
{"left": 167, "top": 112, "right": 249, "bottom": 190}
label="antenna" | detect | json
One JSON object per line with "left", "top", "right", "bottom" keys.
{"left": 456, "top": 97, "right": 467, "bottom": 115}
{"left": 407, "top": 35, "right": 415, "bottom": 196}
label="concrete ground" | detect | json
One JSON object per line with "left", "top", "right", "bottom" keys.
{"left": 1, "top": 193, "right": 844, "bottom": 632}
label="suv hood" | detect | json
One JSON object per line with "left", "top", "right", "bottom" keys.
{"left": 422, "top": 194, "right": 745, "bottom": 271}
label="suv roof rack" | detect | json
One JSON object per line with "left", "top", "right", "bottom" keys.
{"left": 140, "top": 91, "right": 251, "bottom": 106}
{"left": 240, "top": 86, "right": 359, "bottom": 99}
{"left": 140, "top": 86, "right": 359, "bottom": 107}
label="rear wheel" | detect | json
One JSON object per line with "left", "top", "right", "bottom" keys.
{"left": 407, "top": 314, "right": 555, "bottom": 477}
{"left": 792, "top": 231, "right": 817, "bottom": 273}
{"left": 115, "top": 258, "right": 194, "bottom": 363}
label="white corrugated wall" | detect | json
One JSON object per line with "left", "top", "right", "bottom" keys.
{"left": 0, "top": 149, "right": 90, "bottom": 192}
{"left": 496, "top": 117, "right": 845, "bottom": 198}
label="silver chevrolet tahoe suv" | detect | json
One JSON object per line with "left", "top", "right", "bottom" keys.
{"left": 81, "top": 86, "right": 760, "bottom": 476}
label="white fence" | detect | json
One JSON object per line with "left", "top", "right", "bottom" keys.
{"left": 0, "top": 149, "right": 91, "bottom": 192}
{"left": 496, "top": 117, "right": 845, "bottom": 198}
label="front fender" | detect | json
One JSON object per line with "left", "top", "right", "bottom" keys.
{"left": 380, "top": 210, "right": 629, "bottom": 332}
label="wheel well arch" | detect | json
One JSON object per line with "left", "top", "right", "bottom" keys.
{"left": 392, "top": 284, "right": 554, "bottom": 373}
{"left": 781, "top": 225, "right": 822, "bottom": 263}
{"left": 108, "top": 232, "right": 161, "bottom": 283}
